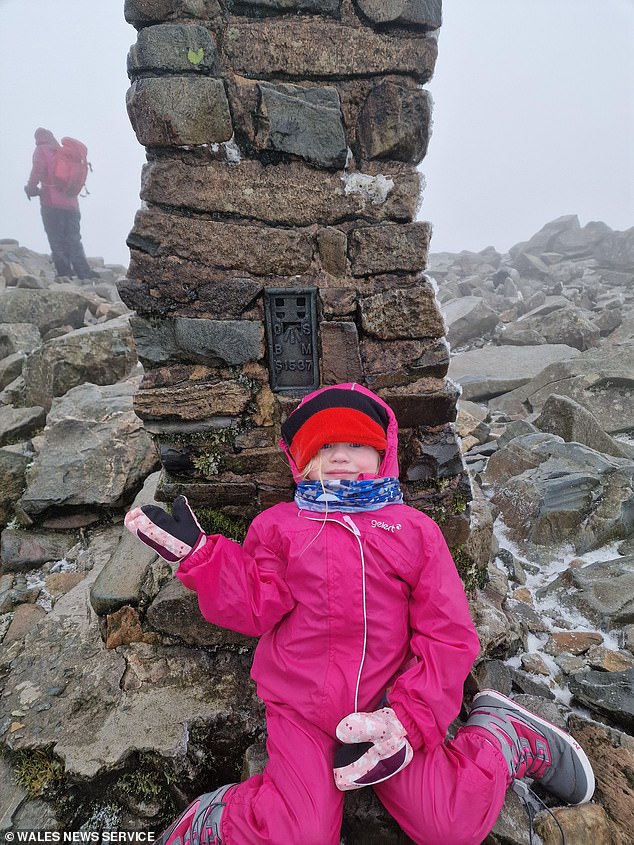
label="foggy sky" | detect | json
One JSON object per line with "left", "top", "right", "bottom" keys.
{"left": 0, "top": 1, "right": 144, "bottom": 268}
{"left": 423, "top": 0, "right": 634, "bottom": 255}
{"left": 0, "top": 0, "right": 632, "bottom": 268}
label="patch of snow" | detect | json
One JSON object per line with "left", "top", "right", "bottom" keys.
{"left": 80, "top": 803, "right": 122, "bottom": 832}
{"left": 494, "top": 515, "right": 626, "bottom": 696}
{"left": 342, "top": 172, "right": 394, "bottom": 205}
{"left": 223, "top": 139, "right": 241, "bottom": 165}
{"left": 49, "top": 557, "right": 78, "bottom": 573}
{"left": 0, "top": 613, "right": 14, "bottom": 640}
{"left": 614, "top": 432, "right": 634, "bottom": 444}
{"left": 26, "top": 570, "right": 52, "bottom": 612}
{"left": 446, "top": 376, "right": 463, "bottom": 399}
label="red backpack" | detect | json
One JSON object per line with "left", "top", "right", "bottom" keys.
{"left": 52, "top": 137, "right": 91, "bottom": 196}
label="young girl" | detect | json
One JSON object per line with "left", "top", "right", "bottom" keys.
{"left": 125, "top": 383, "right": 594, "bottom": 845}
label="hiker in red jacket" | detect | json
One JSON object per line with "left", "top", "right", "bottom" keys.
{"left": 24, "top": 127, "right": 97, "bottom": 280}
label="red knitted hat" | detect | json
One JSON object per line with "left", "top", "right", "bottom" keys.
{"left": 281, "top": 388, "right": 388, "bottom": 472}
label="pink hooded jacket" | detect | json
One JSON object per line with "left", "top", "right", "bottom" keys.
{"left": 176, "top": 384, "right": 480, "bottom": 751}
{"left": 26, "top": 128, "right": 79, "bottom": 211}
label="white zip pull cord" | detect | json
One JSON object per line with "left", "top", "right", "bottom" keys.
{"left": 343, "top": 515, "right": 367, "bottom": 713}
{"left": 301, "top": 512, "right": 368, "bottom": 713}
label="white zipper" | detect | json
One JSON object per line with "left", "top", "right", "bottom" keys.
{"left": 302, "top": 512, "right": 367, "bottom": 713}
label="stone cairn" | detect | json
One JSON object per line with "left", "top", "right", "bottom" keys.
{"left": 120, "top": 0, "right": 474, "bottom": 566}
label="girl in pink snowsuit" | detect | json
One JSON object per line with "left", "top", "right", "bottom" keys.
{"left": 126, "top": 383, "right": 594, "bottom": 845}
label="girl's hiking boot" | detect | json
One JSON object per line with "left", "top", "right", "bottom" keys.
{"left": 155, "top": 784, "right": 236, "bottom": 845}
{"left": 466, "top": 689, "right": 595, "bottom": 805}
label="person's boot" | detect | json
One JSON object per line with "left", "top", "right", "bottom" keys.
{"left": 465, "top": 689, "right": 594, "bottom": 805}
{"left": 155, "top": 784, "right": 236, "bottom": 845}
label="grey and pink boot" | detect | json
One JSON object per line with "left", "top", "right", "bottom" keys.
{"left": 154, "top": 784, "right": 236, "bottom": 845}
{"left": 466, "top": 689, "right": 595, "bottom": 806}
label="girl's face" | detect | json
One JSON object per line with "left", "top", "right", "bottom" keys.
{"left": 306, "top": 443, "right": 382, "bottom": 481}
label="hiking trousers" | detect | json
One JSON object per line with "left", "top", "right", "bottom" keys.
{"left": 41, "top": 206, "right": 93, "bottom": 278}
{"left": 219, "top": 703, "right": 508, "bottom": 845}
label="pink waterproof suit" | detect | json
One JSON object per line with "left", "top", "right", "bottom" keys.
{"left": 176, "top": 384, "right": 509, "bottom": 845}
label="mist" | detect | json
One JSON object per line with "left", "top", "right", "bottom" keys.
{"left": 1, "top": 0, "right": 632, "bottom": 268}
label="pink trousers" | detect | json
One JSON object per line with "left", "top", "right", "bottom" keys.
{"left": 220, "top": 704, "right": 509, "bottom": 845}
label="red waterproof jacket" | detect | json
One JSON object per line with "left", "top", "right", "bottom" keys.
{"left": 176, "top": 384, "right": 480, "bottom": 751}
{"left": 26, "top": 128, "right": 78, "bottom": 211}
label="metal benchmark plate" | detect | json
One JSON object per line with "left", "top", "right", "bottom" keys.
{"left": 264, "top": 288, "right": 319, "bottom": 391}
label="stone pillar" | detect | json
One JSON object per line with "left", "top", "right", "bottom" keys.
{"left": 120, "top": 0, "right": 472, "bottom": 558}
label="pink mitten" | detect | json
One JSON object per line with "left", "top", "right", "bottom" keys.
{"left": 333, "top": 707, "right": 413, "bottom": 791}
{"left": 125, "top": 496, "right": 206, "bottom": 564}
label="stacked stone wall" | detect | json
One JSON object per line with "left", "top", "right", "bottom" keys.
{"left": 120, "top": 0, "right": 472, "bottom": 551}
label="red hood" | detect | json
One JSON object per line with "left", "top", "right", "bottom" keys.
{"left": 34, "top": 127, "right": 58, "bottom": 148}
{"left": 280, "top": 382, "right": 400, "bottom": 482}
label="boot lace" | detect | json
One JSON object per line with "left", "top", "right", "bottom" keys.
{"left": 512, "top": 779, "right": 565, "bottom": 845}
{"left": 193, "top": 805, "right": 222, "bottom": 845}
{"left": 514, "top": 733, "right": 551, "bottom": 780}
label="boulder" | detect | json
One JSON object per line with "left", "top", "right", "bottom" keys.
{"left": 534, "top": 803, "right": 615, "bottom": 845}
{"left": 89, "top": 472, "right": 162, "bottom": 617}
{"left": 484, "top": 433, "right": 634, "bottom": 553}
{"left": 489, "top": 343, "right": 634, "bottom": 433}
{"left": 359, "top": 282, "right": 444, "bottom": 340}
{"left": 568, "top": 715, "right": 634, "bottom": 835}
{"left": 515, "top": 306, "right": 601, "bottom": 351}
{"left": 0, "top": 405, "right": 46, "bottom": 447}
{"left": 146, "top": 578, "right": 255, "bottom": 647}
{"left": 0, "top": 536, "right": 264, "bottom": 787}
{"left": 349, "top": 222, "right": 431, "bottom": 276}
{"left": 569, "top": 670, "right": 634, "bottom": 733}
{"left": 534, "top": 393, "right": 634, "bottom": 459}
{"left": 0, "top": 288, "right": 94, "bottom": 334}
{"left": 129, "top": 315, "right": 263, "bottom": 367}
{"left": 358, "top": 82, "right": 432, "bottom": 163}
{"left": 537, "top": 556, "right": 634, "bottom": 631}
{"left": 0, "top": 352, "right": 25, "bottom": 390}
{"left": 356, "top": 0, "right": 442, "bottom": 28}
{"left": 449, "top": 344, "right": 580, "bottom": 402}
{"left": 0, "top": 448, "right": 29, "bottom": 528}
{"left": 0, "top": 528, "right": 76, "bottom": 573}
{"left": 510, "top": 215, "right": 596, "bottom": 259}
{"left": 18, "top": 379, "right": 158, "bottom": 520}
{"left": 129, "top": 207, "right": 314, "bottom": 276}
{"left": 127, "top": 23, "right": 218, "bottom": 75}
{"left": 442, "top": 296, "right": 499, "bottom": 349}
{"left": 23, "top": 316, "right": 138, "bottom": 412}
{"left": 0, "top": 323, "right": 41, "bottom": 358}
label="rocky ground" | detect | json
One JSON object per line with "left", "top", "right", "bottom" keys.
{"left": 1, "top": 215, "right": 633, "bottom": 844}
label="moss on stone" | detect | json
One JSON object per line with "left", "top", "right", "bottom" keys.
{"left": 451, "top": 545, "right": 487, "bottom": 595}
{"left": 13, "top": 746, "right": 65, "bottom": 797}
{"left": 451, "top": 487, "right": 470, "bottom": 515}
{"left": 192, "top": 452, "right": 221, "bottom": 477}
{"left": 117, "top": 756, "right": 177, "bottom": 808}
{"left": 195, "top": 508, "right": 249, "bottom": 541}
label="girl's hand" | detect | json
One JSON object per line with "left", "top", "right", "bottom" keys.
{"left": 124, "top": 496, "right": 206, "bottom": 564}
{"left": 333, "top": 707, "right": 413, "bottom": 791}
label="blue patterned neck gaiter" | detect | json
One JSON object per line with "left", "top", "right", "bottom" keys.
{"left": 295, "top": 477, "right": 403, "bottom": 513}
